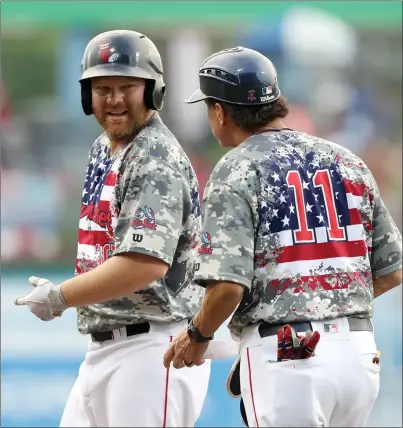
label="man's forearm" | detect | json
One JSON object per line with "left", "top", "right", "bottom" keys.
{"left": 60, "top": 253, "right": 168, "bottom": 307}
{"left": 373, "top": 268, "right": 402, "bottom": 298}
{"left": 193, "top": 281, "right": 245, "bottom": 338}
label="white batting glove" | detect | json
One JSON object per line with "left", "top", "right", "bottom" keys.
{"left": 14, "top": 276, "right": 69, "bottom": 321}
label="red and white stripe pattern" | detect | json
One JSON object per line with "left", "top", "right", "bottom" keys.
{"left": 76, "top": 149, "right": 121, "bottom": 275}
{"left": 260, "top": 176, "right": 373, "bottom": 291}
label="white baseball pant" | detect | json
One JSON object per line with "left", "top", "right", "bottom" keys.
{"left": 239, "top": 317, "right": 380, "bottom": 427}
{"left": 60, "top": 320, "right": 211, "bottom": 427}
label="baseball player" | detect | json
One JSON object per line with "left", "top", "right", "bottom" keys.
{"left": 14, "top": 30, "right": 211, "bottom": 427}
{"left": 164, "top": 47, "right": 402, "bottom": 427}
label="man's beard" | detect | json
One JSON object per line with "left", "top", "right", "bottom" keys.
{"left": 104, "top": 115, "right": 145, "bottom": 142}
{"left": 106, "top": 127, "right": 136, "bottom": 141}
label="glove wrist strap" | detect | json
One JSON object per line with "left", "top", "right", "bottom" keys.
{"left": 49, "top": 284, "right": 68, "bottom": 310}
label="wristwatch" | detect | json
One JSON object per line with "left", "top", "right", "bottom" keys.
{"left": 187, "top": 319, "right": 214, "bottom": 343}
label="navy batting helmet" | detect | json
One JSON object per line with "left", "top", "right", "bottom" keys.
{"left": 185, "top": 46, "right": 281, "bottom": 106}
{"left": 80, "top": 30, "right": 166, "bottom": 115}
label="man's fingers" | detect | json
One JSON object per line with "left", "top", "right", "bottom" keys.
{"left": 14, "top": 275, "right": 44, "bottom": 306}
{"left": 28, "top": 276, "right": 48, "bottom": 288}
{"left": 172, "top": 356, "right": 185, "bottom": 369}
{"left": 171, "top": 345, "right": 187, "bottom": 369}
{"left": 163, "top": 345, "right": 176, "bottom": 368}
{"left": 14, "top": 296, "right": 27, "bottom": 306}
{"left": 194, "top": 357, "right": 205, "bottom": 366}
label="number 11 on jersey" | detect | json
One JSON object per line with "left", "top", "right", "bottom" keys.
{"left": 286, "top": 169, "right": 346, "bottom": 244}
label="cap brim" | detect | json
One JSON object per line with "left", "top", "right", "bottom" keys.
{"left": 184, "top": 88, "right": 208, "bottom": 104}
{"left": 80, "top": 64, "right": 154, "bottom": 82}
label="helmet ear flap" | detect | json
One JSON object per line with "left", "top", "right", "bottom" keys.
{"left": 81, "top": 80, "right": 93, "bottom": 115}
{"left": 144, "top": 80, "right": 165, "bottom": 111}
{"left": 154, "top": 82, "right": 166, "bottom": 111}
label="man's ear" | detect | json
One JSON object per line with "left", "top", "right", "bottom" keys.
{"left": 215, "top": 102, "right": 225, "bottom": 127}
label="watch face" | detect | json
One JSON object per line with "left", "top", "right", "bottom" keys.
{"left": 188, "top": 322, "right": 212, "bottom": 343}
{"left": 188, "top": 324, "right": 198, "bottom": 341}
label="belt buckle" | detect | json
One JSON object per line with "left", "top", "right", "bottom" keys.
{"left": 112, "top": 327, "right": 127, "bottom": 340}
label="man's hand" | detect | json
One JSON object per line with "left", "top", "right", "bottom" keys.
{"left": 14, "top": 276, "right": 69, "bottom": 321}
{"left": 163, "top": 328, "right": 209, "bottom": 369}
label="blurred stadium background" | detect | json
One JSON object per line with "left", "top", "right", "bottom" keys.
{"left": 1, "top": 2, "right": 402, "bottom": 427}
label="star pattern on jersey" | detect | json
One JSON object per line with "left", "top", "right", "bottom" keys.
{"left": 191, "top": 188, "right": 201, "bottom": 217}
{"left": 82, "top": 146, "right": 113, "bottom": 206}
{"left": 260, "top": 151, "right": 351, "bottom": 237}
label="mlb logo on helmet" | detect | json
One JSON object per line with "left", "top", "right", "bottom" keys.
{"left": 262, "top": 86, "right": 273, "bottom": 95}
{"left": 260, "top": 85, "right": 275, "bottom": 102}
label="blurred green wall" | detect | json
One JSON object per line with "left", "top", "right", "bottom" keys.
{"left": 2, "top": 1, "right": 402, "bottom": 29}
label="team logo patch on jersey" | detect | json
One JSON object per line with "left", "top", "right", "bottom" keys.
{"left": 324, "top": 323, "right": 339, "bottom": 334}
{"left": 99, "top": 40, "right": 121, "bottom": 63}
{"left": 199, "top": 232, "right": 213, "bottom": 255}
{"left": 131, "top": 206, "right": 157, "bottom": 230}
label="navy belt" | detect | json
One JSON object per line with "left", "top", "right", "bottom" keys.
{"left": 91, "top": 322, "right": 150, "bottom": 342}
{"left": 259, "top": 317, "right": 372, "bottom": 338}
{"left": 91, "top": 319, "right": 192, "bottom": 343}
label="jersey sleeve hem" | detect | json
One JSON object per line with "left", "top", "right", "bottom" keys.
{"left": 194, "top": 272, "right": 251, "bottom": 289}
{"left": 372, "top": 261, "right": 402, "bottom": 278}
{"left": 113, "top": 246, "right": 173, "bottom": 266}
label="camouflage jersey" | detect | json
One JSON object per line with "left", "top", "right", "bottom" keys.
{"left": 195, "top": 130, "right": 402, "bottom": 338}
{"left": 75, "top": 114, "right": 204, "bottom": 334}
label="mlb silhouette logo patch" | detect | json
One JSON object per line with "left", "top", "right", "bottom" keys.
{"left": 324, "top": 323, "right": 339, "bottom": 334}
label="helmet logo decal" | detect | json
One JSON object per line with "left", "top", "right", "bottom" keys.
{"left": 248, "top": 90, "right": 256, "bottom": 101}
{"left": 262, "top": 86, "right": 273, "bottom": 95}
{"left": 99, "top": 40, "right": 121, "bottom": 63}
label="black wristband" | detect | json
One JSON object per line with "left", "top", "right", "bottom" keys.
{"left": 187, "top": 319, "right": 214, "bottom": 343}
